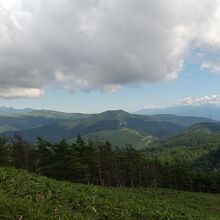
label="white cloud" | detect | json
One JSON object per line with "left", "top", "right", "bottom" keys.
{"left": 144, "top": 105, "right": 160, "bottom": 110}
{"left": 179, "top": 95, "right": 220, "bottom": 105}
{"left": 0, "top": 87, "right": 43, "bottom": 98}
{"left": 201, "top": 61, "right": 220, "bottom": 74}
{"left": 1, "top": 1, "right": 220, "bottom": 97}
{"left": 178, "top": 97, "right": 194, "bottom": 105}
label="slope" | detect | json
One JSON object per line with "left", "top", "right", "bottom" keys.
{"left": 0, "top": 167, "right": 220, "bottom": 219}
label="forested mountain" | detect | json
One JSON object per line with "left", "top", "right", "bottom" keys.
{"left": 0, "top": 115, "right": 65, "bottom": 133}
{"left": 0, "top": 109, "right": 215, "bottom": 146}
{"left": 159, "top": 133, "right": 220, "bottom": 148}
{"left": 185, "top": 122, "right": 220, "bottom": 134}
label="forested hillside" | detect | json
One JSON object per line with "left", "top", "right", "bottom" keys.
{"left": 1, "top": 133, "right": 220, "bottom": 193}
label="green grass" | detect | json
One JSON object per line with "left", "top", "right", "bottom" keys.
{"left": 0, "top": 167, "right": 220, "bottom": 219}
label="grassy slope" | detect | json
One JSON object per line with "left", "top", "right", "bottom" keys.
{"left": 81, "top": 128, "right": 154, "bottom": 149}
{"left": 0, "top": 168, "right": 220, "bottom": 219}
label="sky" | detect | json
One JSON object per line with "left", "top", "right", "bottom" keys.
{"left": 1, "top": 0, "right": 220, "bottom": 113}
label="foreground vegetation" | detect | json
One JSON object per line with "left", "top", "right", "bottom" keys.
{"left": 1, "top": 167, "right": 220, "bottom": 219}
{"left": 0, "top": 132, "right": 220, "bottom": 219}
{"left": 1, "top": 133, "right": 220, "bottom": 193}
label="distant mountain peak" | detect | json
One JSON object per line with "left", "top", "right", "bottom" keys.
{"left": 0, "top": 106, "right": 35, "bottom": 116}
{"left": 100, "top": 109, "right": 129, "bottom": 116}
{"left": 101, "top": 109, "right": 128, "bottom": 113}
{"left": 135, "top": 104, "right": 220, "bottom": 121}
{"left": 0, "top": 106, "right": 12, "bottom": 109}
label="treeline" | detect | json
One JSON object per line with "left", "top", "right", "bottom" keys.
{"left": 1, "top": 134, "right": 220, "bottom": 193}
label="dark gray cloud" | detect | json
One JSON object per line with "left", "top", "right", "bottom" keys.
{"left": 0, "top": 0, "right": 220, "bottom": 98}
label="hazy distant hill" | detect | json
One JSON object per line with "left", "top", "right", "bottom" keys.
{"left": 0, "top": 115, "right": 66, "bottom": 133}
{"left": 1, "top": 109, "right": 215, "bottom": 147}
{"left": 26, "top": 109, "right": 91, "bottom": 119}
{"left": 135, "top": 104, "right": 220, "bottom": 121}
{"left": 0, "top": 106, "right": 34, "bottom": 116}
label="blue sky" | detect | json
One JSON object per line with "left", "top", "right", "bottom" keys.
{"left": 1, "top": 1, "right": 220, "bottom": 113}
{"left": 1, "top": 60, "right": 220, "bottom": 113}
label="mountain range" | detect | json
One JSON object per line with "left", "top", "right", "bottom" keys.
{"left": 0, "top": 106, "right": 34, "bottom": 116}
{"left": 135, "top": 104, "right": 220, "bottom": 121}
{"left": 0, "top": 106, "right": 217, "bottom": 148}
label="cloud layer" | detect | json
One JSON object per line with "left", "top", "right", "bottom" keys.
{"left": 179, "top": 95, "right": 220, "bottom": 106}
{"left": 1, "top": 0, "right": 220, "bottom": 98}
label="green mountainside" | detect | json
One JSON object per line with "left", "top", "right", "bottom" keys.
{"left": 0, "top": 167, "right": 220, "bottom": 220}
{"left": 185, "top": 122, "right": 220, "bottom": 134}
{"left": 0, "top": 109, "right": 216, "bottom": 148}
{"left": 160, "top": 133, "right": 220, "bottom": 148}
{"left": 78, "top": 128, "right": 154, "bottom": 149}
{"left": 144, "top": 130, "right": 220, "bottom": 172}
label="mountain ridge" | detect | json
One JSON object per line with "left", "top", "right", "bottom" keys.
{"left": 135, "top": 104, "right": 220, "bottom": 121}
{"left": 0, "top": 109, "right": 215, "bottom": 147}
{"left": 0, "top": 106, "right": 35, "bottom": 116}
